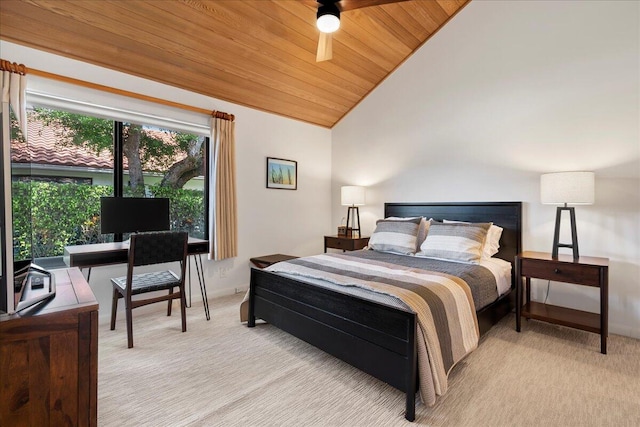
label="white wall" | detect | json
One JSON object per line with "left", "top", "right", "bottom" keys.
{"left": 1, "top": 41, "right": 333, "bottom": 321}
{"left": 332, "top": 1, "right": 640, "bottom": 338}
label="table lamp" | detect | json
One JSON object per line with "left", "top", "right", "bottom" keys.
{"left": 540, "top": 171, "right": 594, "bottom": 259}
{"left": 341, "top": 186, "right": 365, "bottom": 238}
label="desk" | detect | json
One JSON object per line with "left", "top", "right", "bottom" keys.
{"left": 64, "top": 238, "right": 208, "bottom": 267}
{"left": 64, "top": 237, "right": 211, "bottom": 320}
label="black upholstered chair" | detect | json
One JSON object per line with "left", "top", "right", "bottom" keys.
{"left": 110, "top": 231, "right": 189, "bottom": 348}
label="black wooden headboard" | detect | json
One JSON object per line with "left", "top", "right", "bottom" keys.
{"left": 384, "top": 202, "right": 522, "bottom": 269}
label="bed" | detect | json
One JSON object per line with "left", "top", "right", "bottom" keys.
{"left": 247, "top": 202, "right": 522, "bottom": 421}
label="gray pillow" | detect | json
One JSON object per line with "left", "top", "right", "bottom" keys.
{"left": 368, "top": 217, "right": 422, "bottom": 255}
{"left": 417, "top": 222, "right": 491, "bottom": 264}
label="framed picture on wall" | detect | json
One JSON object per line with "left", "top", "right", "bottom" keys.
{"left": 266, "top": 157, "right": 297, "bottom": 190}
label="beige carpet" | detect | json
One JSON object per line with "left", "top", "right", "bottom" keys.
{"left": 98, "top": 294, "right": 640, "bottom": 426}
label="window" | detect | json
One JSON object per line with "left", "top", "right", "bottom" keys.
{"left": 121, "top": 120, "right": 207, "bottom": 240}
{"left": 11, "top": 107, "right": 208, "bottom": 265}
{"left": 11, "top": 109, "right": 114, "bottom": 263}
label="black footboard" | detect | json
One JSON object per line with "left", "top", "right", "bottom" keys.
{"left": 248, "top": 268, "right": 418, "bottom": 421}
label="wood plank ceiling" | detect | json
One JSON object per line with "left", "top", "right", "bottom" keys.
{"left": 0, "top": 0, "right": 469, "bottom": 128}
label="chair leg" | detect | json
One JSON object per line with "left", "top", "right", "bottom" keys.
{"left": 167, "top": 287, "right": 173, "bottom": 316}
{"left": 180, "top": 288, "right": 187, "bottom": 333}
{"left": 110, "top": 288, "right": 119, "bottom": 331}
{"left": 126, "top": 296, "right": 134, "bottom": 348}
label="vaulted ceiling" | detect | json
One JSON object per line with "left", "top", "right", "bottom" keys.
{"left": 0, "top": 0, "right": 470, "bottom": 128}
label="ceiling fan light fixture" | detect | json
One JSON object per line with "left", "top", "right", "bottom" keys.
{"left": 317, "top": 3, "right": 340, "bottom": 33}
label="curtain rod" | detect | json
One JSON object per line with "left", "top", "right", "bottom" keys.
{"left": 212, "top": 111, "right": 235, "bottom": 121}
{"left": 0, "top": 59, "right": 27, "bottom": 74}
{"left": 1, "top": 59, "right": 233, "bottom": 121}
{"left": 29, "top": 68, "right": 226, "bottom": 117}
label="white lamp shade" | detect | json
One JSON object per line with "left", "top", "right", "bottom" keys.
{"left": 540, "top": 172, "right": 595, "bottom": 205}
{"left": 341, "top": 186, "right": 365, "bottom": 206}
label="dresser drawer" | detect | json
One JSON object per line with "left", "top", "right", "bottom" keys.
{"left": 520, "top": 258, "right": 601, "bottom": 287}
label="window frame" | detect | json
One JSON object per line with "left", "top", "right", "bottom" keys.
{"left": 110, "top": 120, "right": 210, "bottom": 242}
{"left": 17, "top": 103, "right": 210, "bottom": 250}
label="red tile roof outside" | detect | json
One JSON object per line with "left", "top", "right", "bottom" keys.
{"left": 12, "top": 120, "right": 188, "bottom": 173}
{"left": 12, "top": 119, "right": 113, "bottom": 170}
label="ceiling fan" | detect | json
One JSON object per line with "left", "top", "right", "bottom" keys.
{"left": 313, "top": 0, "right": 411, "bottom": 62}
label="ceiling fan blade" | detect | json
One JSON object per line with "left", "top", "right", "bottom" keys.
{"left": 313, "top": 0, "right": 409, "bottom": 62}
{"left": 339, "top": 0, "right": 412, "bottom": 12}
{"left": 316, "top": 32, "right": 333, "bottom": 62}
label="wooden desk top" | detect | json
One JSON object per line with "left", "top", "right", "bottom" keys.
{"left": 64, "top": 237, "right": 209, "bottom": 268}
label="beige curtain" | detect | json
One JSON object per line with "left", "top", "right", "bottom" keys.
{"left": 208, "top": 112, "right": 237, "bottom": 260}
{"left": 0, "top": 60, "right": 28, "bottom": 138}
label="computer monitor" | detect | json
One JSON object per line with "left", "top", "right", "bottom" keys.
{"left": 100, "top": 197, "right": 170, "bottom": 235}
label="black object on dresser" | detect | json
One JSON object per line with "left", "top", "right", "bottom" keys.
{"left": 515, "top": 251, "right": 609, "bottom": 354}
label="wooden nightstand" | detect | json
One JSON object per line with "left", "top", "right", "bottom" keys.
{"left": 515, "top": 251, "right": 609, "bottom": 354}
{"left": 250, "top": 254, "right": 298, "bottom": 269}
{"left": 324, "top": 235, "right": 370, "bottom": 253}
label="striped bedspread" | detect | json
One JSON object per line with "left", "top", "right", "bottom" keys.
{"left": 265, "top": 253, "right": 480, "bottom": 406}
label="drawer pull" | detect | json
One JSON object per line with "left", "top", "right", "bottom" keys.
{"left": 554, "top": 268, "right": 560, "bottom": 274}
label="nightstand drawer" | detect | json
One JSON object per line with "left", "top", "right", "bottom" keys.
{"left": 324, "top": 236, "right": 369, "bottom": 252}
{"left": 326, "top": 236, "right": 351, "bottom": 250}
{"left": 520, "top": 258, "right": 601, "bottom": 287}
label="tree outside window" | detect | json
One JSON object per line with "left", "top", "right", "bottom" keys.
{"left": 11, "top": 108, "right": 207, "bottom": 262}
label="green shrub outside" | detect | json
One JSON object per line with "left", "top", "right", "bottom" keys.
{"left": 12, "top": 181, "right": 205, "bottom": 259}
{"left": 149, "top": 184, "right": 205, "bottom": 240}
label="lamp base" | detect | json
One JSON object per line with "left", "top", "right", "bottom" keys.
{"left": 552, "top": 206, "right": 579, "bottom": 259}
{"left": 345, "top": 206, "right": 361, "bottom": 239}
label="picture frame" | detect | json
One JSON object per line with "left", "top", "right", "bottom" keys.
{"left": 266, "top": 157, "right": 297, "bottom": 190}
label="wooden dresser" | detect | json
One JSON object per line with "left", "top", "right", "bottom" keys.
{"left": 0, "top": 268, "right": 98, "bottom": 426}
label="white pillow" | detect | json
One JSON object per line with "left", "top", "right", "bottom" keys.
{"left": 485, "top": 225, "right": 503, "bottom": 258}
{"left": 386, "top": 217, "right": 430, "bottom": 252}
{"left": 442, "top": 219, "right": 503, "bottom": 258}
{"left": 417, "top": 222, "right": 491, "bottom": 264}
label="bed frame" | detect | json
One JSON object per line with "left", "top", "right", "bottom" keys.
{"left": 248, "top": 202, "right": 522, "bottom": 421}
